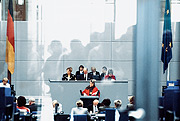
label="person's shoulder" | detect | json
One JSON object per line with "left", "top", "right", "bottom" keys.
{"left": 112, "top": 75, "right": 116, "bottom": 79}
{"left": 26, "top": 107, "right": 30, "bottom": 112}
{"left": 63, "top": 73, "right": 67, "bottom": 76}
{"left": 58, "top": 103, "right": 62, "bottom": 107}
{"left": 105, "top": 75, "right": 108, "bottom": 78}
{"left": 83, "top": 108, "right": 88, "bottom": 111}
{"left": 17, "top": 106, "right": 30, "bottom": 113}
{"left": 0, "top": 83, "right": 10, "bottom": 88}
{"left": 71, "top": 73, "right": 75, "bottom": 77}
{"left": 94, "top": 86, "right": 99, "bottom": 91}
{"left": 6, "top": 83, "right": 10, "bottom": 87}
{"left": 72, "top": 107, "right": 77, "bottom": 110}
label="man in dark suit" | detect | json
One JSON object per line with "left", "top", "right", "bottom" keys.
{"left": 89, "top": 67, "right": 101, "bottom": 80}
{"left": 79, "top": 68, "right": 91, "bottom": 81}
{"left": 99, "top": 98, "right": 112, "bottom": 113}
{"left": 28, "top": 98, "right": 38, "bottom": 113}
{"left": 88, "top": 99, "right": 100, "bottom": 114}
{"left": 100, "top": 66, "right": 107, "bottom": 80}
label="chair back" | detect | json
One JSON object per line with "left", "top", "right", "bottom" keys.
{"left": 173, "top": 91, "right": 180, "bottom": 117}
{"left": 119, "top": 111, "right": 128, "bottom": 121}
{"left": 54, "top": 114, "right": 70, "bottom": 121}
{"left": 159, "top": 96, "right": 164, "bottom": 107}
{"left": 105, "top": 108, "right": 115, "bottom": 121}
{"left": 73, "top": 114, "right": 87, "bottom": 121}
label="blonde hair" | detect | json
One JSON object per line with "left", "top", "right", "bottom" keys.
{"left": 52, "top": 100, "right": 59, "bottom": 107}
{"left": 114, "top": 100, "right": 122, "bottom": 107}
{"left": 129, "top": 96, "right": 135, "bottom": 104}
{"left": 3, "top": 78, "right": 8, "bottom": 82}
{"left": 76, "top": 100, "right": 83, "bottom": 107}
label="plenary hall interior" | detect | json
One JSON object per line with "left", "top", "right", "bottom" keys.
{"left": 0, "top": 0, "right": 180, "bottom": 121}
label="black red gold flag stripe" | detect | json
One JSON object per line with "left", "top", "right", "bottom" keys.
{"left": 5, "top": 0, "right": 15, "bottom": 74}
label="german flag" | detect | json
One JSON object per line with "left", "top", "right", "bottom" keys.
{"left": 5, "top": 0, "right": 15, "bottom": 74}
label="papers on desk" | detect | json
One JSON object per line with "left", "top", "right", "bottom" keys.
{"left": 95, "top": 114, "right": 105, "bottom": 117}
{"left": 90, "top": 113, "right": 105, "bottom": 120}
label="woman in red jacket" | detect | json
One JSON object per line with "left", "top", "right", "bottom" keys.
{"left": 82, "top": 79, "right": 100, "bottom": 97}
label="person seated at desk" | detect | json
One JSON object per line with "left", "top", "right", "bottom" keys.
{"left": 114, "top": 99, "right": 122, "bottom": 110}
{"left": 88, "top": 99, "right": 100, "bottom": 114}
{"left": 17, "top": 96, "right": 30, "bottom": 115}
{"left": 70, "top": 100, "right": 88, "bottom": 121}
{"left": 81, "top": 79, "right": 100, "bottom": 97}
{"left": 114, "top": 100, "right": 122, "bottom": 121}
{"left": 28, "top": 97, "right": 38, "bottom": 113}
{"left": 99, "top": 98, "right": 111, "bottom": 113}
{"left": 79, "top": 68, "right": 91, "bottom": 81}
{"left": 105, "top": 69, "right": 116, "bottom": 80}
{"left": 100, "top": 66, "right": 107, "bottom": 80}
{"left": 71, "top": 100, "right": 88, "bottom": 114}
{"left": 127, "top": 96, "right": 135, "bottom": 110}
{"left": 62, "top": 67, "right": 76, "bottom": 81}
{"left": 75, "top": 65, "right": 84, "bottom": 80}
{"left": 89, "top": 67, "right": 101, "bottom": 80}
{"left": 52, "top": 100, "right": 62, "bottom": 114}
{"left": 0, "top": 77, "right": 10, "bottom": 88}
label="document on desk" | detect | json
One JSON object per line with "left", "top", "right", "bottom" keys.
{"left": 96, "top": 114, "right": 105, "bottom": 117}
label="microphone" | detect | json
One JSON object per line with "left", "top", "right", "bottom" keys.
{"left": 96, "top": 90, "right": 100, "bottom": 96}
{"left": 80, "top": 90, "right": 83, "bottom": 96}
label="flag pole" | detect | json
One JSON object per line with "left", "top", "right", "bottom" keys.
{"left": 167, "top": 64, "right": 170, "bottom": 81}
{"left": 8, "top": 70, "right": 11, "bottom": 85}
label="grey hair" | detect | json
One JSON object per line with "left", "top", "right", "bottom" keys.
{"left": 108, "top": 69, "right": 113, "bottom": 75}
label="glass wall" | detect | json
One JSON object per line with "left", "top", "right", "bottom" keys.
{"left": 0, "top": 0, "right": 180, "bottom": 119}
{"left": 0, "top": 0, "right": 137, "bottom": 96}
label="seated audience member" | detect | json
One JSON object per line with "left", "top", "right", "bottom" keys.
{"left": 105, "top": 69, "right": 116, "bottom": 80}
{"left": 76, "top": 65, "right": 84, "bottom": 80}
{"left": 127, "top": 96, "right": 135, "bottom": 110}
{"left": 70, "top": 100, "right": 88, "bottom": 121}
{"left": 52, "top": 100, "right": 62, "bottom": 114}
{"left": 114, "top": 100, "right": 122, "bottom": 121}
{"left": 114, "top": 100, "right": 122, "bottom": 109}
{"left": 80, "top": 68, "right": 91, "bottom": 81}
{"left": 89, "top": 67, "right": 101, "bottom": 80}
{"left": 99, "top": 98, "right": 111, "bottom": 112}
{"left": 81, "top": 79, "right": 100, "bottom": 96}
{"left": 62, "top": 67, "right": 76, "bottom": 81}
{"left": 100, "top": 66, "right": 107, "bottom": 80}
{"left": 28, "top": 98, "right": 38, "bottom": 113}
{"left": 88, "top": 99, "right": 100, "bottom": 114}
{"left": 17, "top": 96, "right": 30, "bottom": 115}
{"left": 0, "top": 77, "right": 10, "bottom": 88}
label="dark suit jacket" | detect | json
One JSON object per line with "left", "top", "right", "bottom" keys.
{"left": 89, "top": 71, "right": 101, "bottom": 80}
{"left": 62, "top": 73, "right": 76, "bottom": 80}
{"left": 98, "top": 106, "right": 112, "bottom": 113}
{"left": 75, "top": 71, "right": 84, "bottom": 80}
{"left": 28, "top": 103, "right": 38, "bottom": 113}
{"left": 87, "top": 104, "right": 100, "bottom": 113}
{"left": 100, "top": 73, "right": 106, "bottom": 80}
{"left": 79, "top": 73, "right": 91, "bottom": 80}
